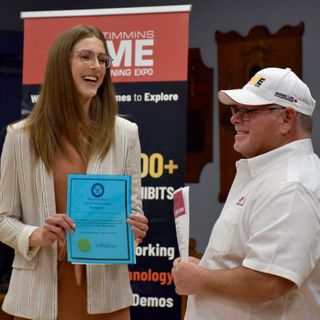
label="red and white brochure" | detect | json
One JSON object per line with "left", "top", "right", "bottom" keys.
{"left": 173, "top": 186, "right": 189, "bottom": 260}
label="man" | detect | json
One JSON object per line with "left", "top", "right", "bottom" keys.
{"left": 172, "top": 67, "right": 320, "bottom": 319}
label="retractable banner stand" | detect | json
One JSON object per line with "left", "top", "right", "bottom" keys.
{"left": 21, "top": 5, "right": 191, "bottom": 319}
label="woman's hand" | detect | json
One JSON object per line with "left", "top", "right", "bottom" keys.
{"left": 29, "top": 213, "right": 75, "bottom": 247}
{"left": 127, "top": 212, "right": 148, "bottom": 244}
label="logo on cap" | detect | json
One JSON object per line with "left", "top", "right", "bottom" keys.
{"left": 274, "top": 92, "right": 298, "bottom": 103}
{"left": 249, "top": 75, "right": 266, "bottom": 87}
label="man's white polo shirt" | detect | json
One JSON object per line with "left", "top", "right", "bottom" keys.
{"left": 186, "top": 139, "right": 320, "bottom": 320}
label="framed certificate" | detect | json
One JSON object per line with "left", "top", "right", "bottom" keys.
{"left": 66, "top": 174, "right": 135, "bottom": 264}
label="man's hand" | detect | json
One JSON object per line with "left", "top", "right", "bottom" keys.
{"left": 172, "top": 256, "right": 204, "bottom": 295}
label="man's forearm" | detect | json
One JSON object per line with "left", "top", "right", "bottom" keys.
{"left": 200, "top": 265, "right": 295, "bottom": 303}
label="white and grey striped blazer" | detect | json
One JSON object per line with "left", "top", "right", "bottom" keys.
{"left": 0, "top": 116, "right": 142, "bottom": 320}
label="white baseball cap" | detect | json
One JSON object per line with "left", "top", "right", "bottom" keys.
{"left": 218, "top": 67, "right": 316, "bottom": 116}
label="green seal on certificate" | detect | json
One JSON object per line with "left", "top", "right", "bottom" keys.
{"left": 77, "top": 238, "right": 91, "bottom": 252}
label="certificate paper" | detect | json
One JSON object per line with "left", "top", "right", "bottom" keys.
{"left": 173, "top": 186, "right": 189, "bottom": 260}
{"left": 66, "top": 174, "right": 135, "bottom": 264}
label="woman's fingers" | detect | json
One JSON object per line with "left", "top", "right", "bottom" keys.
{"left": 127, "top": 213, "right": 149, "bottom": 242}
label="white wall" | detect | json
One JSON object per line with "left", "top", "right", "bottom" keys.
{"left": 2, "top": 0, "right": 320, "bottom": 252}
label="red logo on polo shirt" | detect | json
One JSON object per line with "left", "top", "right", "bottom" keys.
{"left": 236, "top": 196, "right": 246, "bottom": 206}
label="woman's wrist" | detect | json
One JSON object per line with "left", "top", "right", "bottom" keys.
{"left": 29, "top": 227, "right": 43, "bottom": 247}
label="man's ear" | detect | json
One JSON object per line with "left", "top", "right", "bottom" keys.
{"left": 280, "top": 107, "right": 297, "bottom": 134}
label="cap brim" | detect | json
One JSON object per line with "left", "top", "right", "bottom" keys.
{"left": 218, "top": 89, "right": 273, "bottom": 106}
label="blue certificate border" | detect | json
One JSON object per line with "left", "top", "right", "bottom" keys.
{"left": 66, "top": 174, "right": 135, "bottom": 264}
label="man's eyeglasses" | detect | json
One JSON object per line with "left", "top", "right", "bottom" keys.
{"left": 70, "top": 49, "right": 113, "bottom": 69}
{"left": 230, "top": 105, "right": 285, "bottom": 121}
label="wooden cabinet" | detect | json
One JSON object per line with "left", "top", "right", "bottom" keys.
{"left": 215, "top": 23, "right": 304, "bottom": 201}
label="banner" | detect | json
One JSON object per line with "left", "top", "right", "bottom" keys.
{"left": 21, "top": 5, "right": 190, "bottom": 319}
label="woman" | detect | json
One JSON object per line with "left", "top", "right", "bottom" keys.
{"left": 0, "top": 25, "right": 148, "bottom": 320}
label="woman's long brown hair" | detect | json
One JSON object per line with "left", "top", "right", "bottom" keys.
{"left": 25, "top": 25, "right": 118, "bottom": 171}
